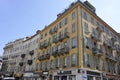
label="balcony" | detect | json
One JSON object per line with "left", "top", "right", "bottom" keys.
{"left": 21, "top": 54, "right": 25, "bottom": 58}
{"left": 38, "top": 54, "right": 50, "bottom": 61}
{"left": 27, "top": 60, "right": 33, "bottom": 65}
{"left": 111, "top": 37, "right": 117, "bottom": 42}
{"left": 97, "top": 49, "right": 103, "bottom": 56}
{"left": 92, "top": 47, "right": 98, "bottom": 55}
{"left": 91, "top": 34, "right": 99, "bottom": 41}
{"left": 64, "top": 47, "right": 69, "bottom": 54}
{"left": 19, "top": 62, "right": 23, "bottom": 66}
{"left": 64, "top": 32, "right": 69, "bottom": 39}
{"left": 106, "top": 53, "right": 111, "bottom": 59}
{"left": 84, "top": 30, "right": 90, "bottom": 35}
{"left": 85, "top": 45, "right": 90, "bottom": 49}
{"left": 96, "top": 25, "right": 104, "bottom": 32}
{"left": 29, "top": 50, "right": 34, "bottom": 56}
{"left": 44, "top": 42, "right": 48, "bottom": 48}
{"left": 45, "top": 54, "right": 50, "bottom": 59}
{"left": 110, "top": 56, "right": 117, "bottom": 62}
{"left": 58, "top": 35, "right": 64, "bottom": 41}
{"left": 39, "top": 44, "right": 44, "bottom": 49}
{"left": 49, "top": 28, "right": 54, "bottom": 34}
{"left": 53, "top": 38, "right": 58, "bottom": 43}
{"left": 52, "top": 50, "right": 58, "bottom": 57}
{"left": 103, "top": 40, "right": 111, "bottom": 48}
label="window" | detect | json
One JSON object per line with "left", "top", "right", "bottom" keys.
{"left": 41, "top": 34, "right": 43, "bottom": 39}
{"left": 72, "top": 12, "right": 75, "bottom": 20}
{"left": 84, "top": 22, "right": 89, "bottom": 34}
{"left": 64, "top": 56, "right": 70, "bottom": 67}
{"left": 83, "top": 12, "right": 87, "bottom": 20}
{"left": 84, "top": 37, "right": 91, "bottom": 49}
{"left": 64, "top": 27, "right": 68, "bottom": 33}
{"left": 71, "top": 37, "right": 77, "bottom": 48}
{"left": 97, "top": 32, "right": 101, "bottom": 40}
{"left": 65, "top": 17, "right": 68, "bottom": 24}
{"left": 93, "top": 56, "right": 99, "bottom": 69}
{"left": 45, "top": 32, "right": 47, "bottom": 36}
{"left": 47, "top": 61, "right": 50, "bottom": 70}
{"left": 91, "top": 17, "right": 94, "bottom": 25}
{"left": 52, "top": 59, "right": 56, "bottom": 69}
{"left": 71, "top": 53, "right": 77, "bottom": 66}
{"left": 59, "top": 22, "right": 62, "bottom": 28}
{"left": 92, "top": 28, "right": 96, "bottom": 35}
{"left": 56, "top": 58, "right": 60, "bottom": 68}
{"left": 84, "top": 53, "right": 90, "bottom": 67}
{"left": 72, "top": 23, "right": 76, "bottom": 33}
{"left": 58, "top": 32, "right": 62, "bottom": 37}
{"left": 59, "top": 57, "right": 63, "bottom": 68}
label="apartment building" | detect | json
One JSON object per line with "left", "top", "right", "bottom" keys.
{"left": 2, "top": 32, "right": 40, "bottom": 78}
{"left": 35, "top": 1, "right": 120, "bottom": 80}
{"left": 19, "top": 33, "right": 40, "bottom": 79}
{"left": 2, "top": 38, "right": 24, "bottom": 76}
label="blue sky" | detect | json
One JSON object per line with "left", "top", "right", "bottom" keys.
{"left": 0, "top": 0, "right": 120, "bottom": 56}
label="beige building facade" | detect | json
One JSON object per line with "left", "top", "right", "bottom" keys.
{"left": 35, "top": 1, "right": 120, "bottom": 80}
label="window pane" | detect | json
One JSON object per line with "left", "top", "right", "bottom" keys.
{"left": 71, "top": 37, "right": 77, "bottom": 48}
{"left": 72, "top": 12, "right": 75, "bottom": 19}
{"left": 83, "top": 12, "right": 87, "bottom": 20}
{"left": 71, "top": 53, "right": 77, "bottom": 66}
{"left": 72, "top": 23, "right": 76, "bottom": 33}
{"left": 91, "top": 17, "right": 94, "bottom": 25}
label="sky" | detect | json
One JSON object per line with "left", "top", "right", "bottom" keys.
{"left": 0, "top": 0, "right": 120, "bottom": 56}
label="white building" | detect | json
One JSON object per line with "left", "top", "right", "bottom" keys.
{"left": 0, "top": 56, "right": 2, "bottom": 70}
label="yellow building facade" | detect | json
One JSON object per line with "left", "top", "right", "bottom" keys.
{"left": 35, "top": 1, "right": 120, "bottom": 80}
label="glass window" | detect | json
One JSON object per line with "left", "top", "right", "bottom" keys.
{"left": 53, "top": 59, "right": 56, "bottom": 69}
{"left": 64, "top": 56, "right": 70, "bottom": 67}
{"left": 71, "top": 53, "right": 78, "bottom": 66}
{"left": 59, "top": 57, "right": 63, "bottom": 68}
{"left": 93, "top": 56, "right": 97, "bottom": 68}
{"left": 91, "top": 17, "right": 94, "bottom": 25}
{"left": 84, "top": 53, "right": 90, "bottom": 67}
{"left": 72, "top": 11, "right": 75, "bottom": 20}
{"left": 83, "top": 12, "right": 87, "bottom": 20}
{"left": 58, "top": 32, "right": 62, "bottom": 37}
{"left": 92, "top": 28, "right": 96, "bottom": 36}
{"left": 59, "top": 22, "right": 62, "bottom": 28}
{"left": 71, "top": 37, "right": 77, "bottom": 48}
{"left": 65, "top": 17, "right": 68, "bottom": 24}
{"left": 47, "top": 61, "right": 50, "bottom": 70}
{"left": 39, "top": 62, "right": 42, "bottom": 70}
{"left": 84, "top": 37, "right": 91, "bottom": 49}
{"left": 84, "top": 22, "right": 89, "bottom": 33}
{"left": 64, "top": 27, "right": 68, "bottom": 33}
{"left": 56, "top": 58, "right": 60, "bottom": 68}
{"left": 98, "top": 32, "right": 101, "bottom": 39}
{"left": 102, "top": 59, "right": 105, "bottom": 70}
{"left": 72, "top": 23, "right": 76, "bottom": 33}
